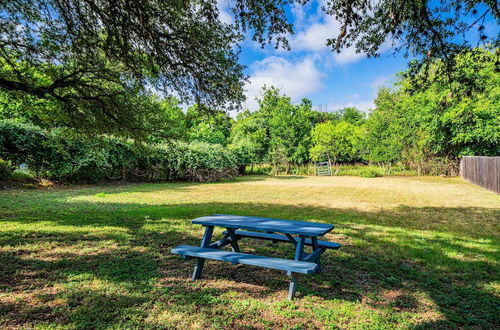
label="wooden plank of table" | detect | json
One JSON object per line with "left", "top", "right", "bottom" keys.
{"left": 192, "top": 214, "right": 334, "bottom": 237}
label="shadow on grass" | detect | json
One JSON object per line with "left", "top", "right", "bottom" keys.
{"left": 0, "top": 187, "right": 499, "bottom": 328}
{"left": 264, "top": 175, "right": 307, "bottom": 180}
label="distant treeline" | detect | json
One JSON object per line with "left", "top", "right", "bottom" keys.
{"left": 0, "top": 49, "right": 498, "bottom": 182}
{"left": 230, "top": 49, "right": 498, "bottom": 175}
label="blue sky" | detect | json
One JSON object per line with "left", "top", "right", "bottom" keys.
{"left": 218, "top": 0, "right": 411, "bottom": 113}
{"left": 217, "top": 0, "right": 498, "bottom": 113}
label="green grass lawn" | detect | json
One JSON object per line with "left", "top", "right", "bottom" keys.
{"left": 1, "top": 176, "right": 499, "bottom": 329}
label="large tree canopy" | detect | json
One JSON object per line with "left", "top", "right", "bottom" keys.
{"left": 0, "top": 0, "right": 248, "bottom": 136}
{"left": 0, "top": 0, "right": 498, "bottom": 136}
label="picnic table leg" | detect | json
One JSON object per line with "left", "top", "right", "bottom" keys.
{"left": 311, "top": 236, "right": 322, "bottom": 272}
{"left": 226, "top": 228, "right": 240, "bottom": 265}
{"left": 294, "top": 236, "right": 306, "bottom": 260}
{"left": 287, "top": 235, "right": 306, "bottom": 300}
{"left": 287, "top": 273, "right": 298, "bottom": 300}
{"left": 227, "top": 228, "right": 240, "bottom": 253}
{"left": 192, "top": 225, "right": 214, "bottom": 281}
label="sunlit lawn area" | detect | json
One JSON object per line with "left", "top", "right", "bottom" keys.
{"left": 0, "top": 176, "right": 499, "bottom": 329}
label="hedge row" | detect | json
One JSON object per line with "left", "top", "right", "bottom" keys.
{"left": 0, "top": 120, "right": 238, "bottom": 183}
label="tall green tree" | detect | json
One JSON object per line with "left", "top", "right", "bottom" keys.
{"left": 1, "top": 1, "right": 496, "bottom": 136}
{"left": 364, "top": 48, "right": 499, "bottom": 172}
{"left": 362, "top": 88, "right": 403, "bottom": 169}
{"left": 229, "top": 88, "right": 315, "bottom": 168}
{"left": 185, "top": 105, "right": 233, "bottom": 145}
{"left": 229, "top": 110, "right": 269, "bottom": 164}
{"left": 336, "top": 107, "right": 366, "bottom": 125}
{"left": 258, "top": 88, "right": 314, "bottom": 169}
{"left": 310, "top": 121, "right": 362, "bottom": 169}
{"left": 0, "top": 1, "right": 246, "bottom": 137}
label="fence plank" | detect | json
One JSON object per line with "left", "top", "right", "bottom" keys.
{"left": 460, "top": 156, "right": 500, "bottom": 194}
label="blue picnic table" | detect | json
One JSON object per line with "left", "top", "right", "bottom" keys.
{"left": 171, "top": 214, "right": 341, "bottom": 300}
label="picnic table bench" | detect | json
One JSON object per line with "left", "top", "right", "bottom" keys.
{"left": 171, "top": 214, "right": 341, "bottom": 300}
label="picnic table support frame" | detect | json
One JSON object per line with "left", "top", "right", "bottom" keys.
{"left": 311, "top": 236, "right": 322, "bottom": 272}
{"left": 181, "top": 215, "right": 338, "bottom": 301}
{"left": 227, "top": 228, "right": 240, "bottom": 253}
{"left": 209, "top": 231, "right": 232, "bottom": 249}
{"left": 287, "top": 235, "right": 306, "bottom": 299}
{"left": 285, "top": 233, "right": 298, "bottom": 247}
{"left": 192, "top": 225, "right": 214, "bottom": 281}
{"left": 288, "top": 273, "right": 298, "bottom": 300}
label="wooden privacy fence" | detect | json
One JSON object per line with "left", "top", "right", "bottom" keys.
{"left": 460, "top": 156, "right": 500, "bottom": 194}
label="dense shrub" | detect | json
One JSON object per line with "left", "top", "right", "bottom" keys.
{"left": 0, "top": 159, "right": 11, "bottom": 181}
{"left": 40, "top": 133, "right": 142, "bottom": 182}
{"left": 0, "top": 120, "right": 238, "bottom": 183}
{"left": 145, "top": 142, "right": 237, "bottom": 182}
{"left": 244, "top": 163, "right": 273, "bottom": 175}
{"left": 10, "top": 170, "right": 36, "bottom": 182}
{"left": 173, "top": 142, "right": 237, "bottom": 181}
{"left": 0, "top": 120, "right": 48, "bottom": 172}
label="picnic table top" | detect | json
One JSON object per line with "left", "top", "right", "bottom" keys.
{"left": 192, "top": 214, "right": 334, "bottom": 237}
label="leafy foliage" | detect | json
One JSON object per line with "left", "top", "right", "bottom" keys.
{"left": 1, "top": 48, "right": 497, "bottom": 179}
{"left": 363, "top": 48, "right": 499, "bottom": 173}
{"left": 361, "top": 88, "right": 403, "bottom": 165}
{"left": 186, "top": 105, "right": 234, "bottom": 146}
{"left": 1, "top": 0, "right": 496, "bottom": 137}
{"left": 230, "top": 88, "right": 315, "bottom": 169}
{"left": 0, "top": 158, "right": 10, "bottom": 181}
{"left": 229, "top": 110, "right": 270, "bottom": 166}
{"left": 0, "top": 120, "right": 238, "bottom": 183}
{"left": 336, "top": 107, "right": 366, "bottom": 125}
{"left": 310, "top": 121, "right": 362, "bottom": 164}
{"left": 0, "top": 1, "right": 247, "bottom": 135}
{"left": 323, "top": 0, "right": 499, "bottom": 75}
{"left": 0, "top": 120, "right": 48, "bottom": 171}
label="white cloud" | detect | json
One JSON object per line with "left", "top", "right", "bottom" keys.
{"left": 244, "top": 55, "right": 324, "bottom": 110}
{"left": 217, "top": 0, "right": 233, "bottom": 24}
{"left": 322, "top": 75, "right": 395, "bottom": 114}
{"left": 286, "top": 1, "right": 394, "bottom": 66}
{"left": 291, "top": 3, "right": 308, "bottom": 28}
{"left": 321, "top": 76, "right": 393, "bottom": 113}
{"left": 291, "top": 16, "right": 340, "bottom": 52}
{"left": 288, "top": 11, "right": 372, "bottom": 65}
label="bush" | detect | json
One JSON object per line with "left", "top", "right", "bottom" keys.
{"left": 243, "top": 163, "right": 424, "bottom": 177}
{"left": 358, "top": 170, "right": 382, "bottom": 178}
{"left": 0, "top": 159, "right": 11, "bottom": 181}
{"left": 40, "top": 133, "right": 142, "bottom": 183}
{"left": 10, "top": 170, "right": 35, "bottom": 182}
{"left": 409, "top": 158, "right": 459, "bottom": 176}
{"left": 0, "top": 120, "right": 239, "bottom": 183}
{"left": 147, "top": 142, "right": 237, "bottom": 182}
{"left": 173, "top": 141, "right": 237, "bottom": 181}
{"left": 0, "top": 120, "right": 48, "bottom": 172}
{"left": 245, "top": 164, "right": 273, "bottom": 175}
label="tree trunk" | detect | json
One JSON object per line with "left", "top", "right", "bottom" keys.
{"left": 327, "top": 155, "right": 333, "bottom": 176}
{"left": 334, "top": 164, "right": 341, "bottom": 176}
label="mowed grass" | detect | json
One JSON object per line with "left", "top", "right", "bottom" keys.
{"left": 0, "top": 176, "right": 499, "bottom": 329}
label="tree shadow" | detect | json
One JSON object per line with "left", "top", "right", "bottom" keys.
{"left": 0, "top": 186, "right": 498, "bottom": 328}
{"left": 265, "top": 175, "right": 307, "bottom": 180}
